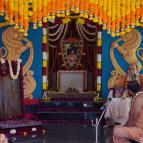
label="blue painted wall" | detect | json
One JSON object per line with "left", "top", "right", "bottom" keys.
{"left": 0, "top": 16, "right": 143, "bottom": 98}
{"left": 21, "top": 23, "right": 42, "bottom": 99}
{"left": 102, "top": 27, "right": 143, "bottom": 98}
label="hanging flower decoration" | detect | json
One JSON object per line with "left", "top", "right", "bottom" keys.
{"left": 14, "top": 0, "right": 19, "bottom": 29}
{"left": 23, "top": 0, "right": 29, "bottom": 36}
{"left": 8, "top": 59, "right": 22, "bottom": 80}
{"left": 0, "top": 0, "right": 4, "bottom": 16}
{"left": 1, "top": 0, "right": 143, "bottom": 37}
{"left": 37, "top": 0, "right": 42, "bottom": 26}
{"left": 32, "top": 0, "right": 37, "bottom": 29}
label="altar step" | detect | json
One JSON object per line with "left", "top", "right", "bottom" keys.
{"left": 41, "top": 119, "right": 97, "bottom": 125}
{"left": 38, "top": 94, "right": 105, "bottom": 124}
{"left": 38, "top": 108, "right": 100, "bottom": 121}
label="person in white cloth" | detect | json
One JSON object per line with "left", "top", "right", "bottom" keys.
{"left": 104, "top": 63, "right": 143, "bottom": 127}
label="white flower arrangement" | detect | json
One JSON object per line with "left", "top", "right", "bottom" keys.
{"left": 8, "top": 59, "right": 22, "bottom": 80}
{"left": 32, "top": 127, "right": 37, "bottom": 132}
{"left": 10, "top": 129, "right": 16, "bottom": 134}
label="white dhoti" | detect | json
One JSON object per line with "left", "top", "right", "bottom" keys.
{"left": 105, "top": 98, "right": 132, "bottom": 125}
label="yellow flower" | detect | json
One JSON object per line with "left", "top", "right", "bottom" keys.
{"left": 38, "top": 21, "right": 42, "bottom": 27}
{"left": 43, "top": 17, "right": 47, "bottom": 22}
{"left": 93, "top": 18, "right": 98, "bottom": 23}
{"left": 23, "top": 31, "right": 28, "bottom": 36}
{"left": 97, "top": 84, "right": 101, "bottom": 91}
{"left": 140, "top": 19, "right": 143, "bottom": 23}
{"left": 19, "top": 28, "right": 24, "bottom": 32}
{"left": 28, "top": 11, "right": 33, "bottom": 16}
{"left": 66, "top": 12, "right": 70, "bottom": 16}
{"left": 77, "top": 18, "right": 85, "bottom": 24}
{"left": 62, "top": 18, "right": 71, "bottom": 24}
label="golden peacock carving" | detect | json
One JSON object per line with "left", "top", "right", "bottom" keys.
{"left": 1, "top": 27, "right": 36, "bottom": 98}
{"left": 108, "top": 29, "right": 143, "bottom": 88}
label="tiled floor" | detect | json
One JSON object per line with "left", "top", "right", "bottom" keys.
{"left": 9, "top": 124, "right": 113, "bottom": 143}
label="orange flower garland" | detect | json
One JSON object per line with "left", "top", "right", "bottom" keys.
{"left": 89, "top": 0, "right": 94, "bottom": 20}
{"left": 98, "top": 0, "right": 103, "bottom": 25}
{"left": 19, "top": 0, "right": 24, "bottom": 31}
{"left": 140, "top": 0, "right": 143, "bottom": 22}
{"left": 135, "top": 0, "right": 141, "bottom": 24}
{"left": 84, "top": 0, "right": 89, "bottom": 18}
{"left": 65, "top": 0, "right": 70, "bottom": 15}
{"left": 14, "top": 0, "right": 18, "bottom": 28}
{"left": 1, "top": 0, "right": 143, "bottom": 36}
{"left": 60, "top": 0, "right": 65, "bottom": 17}
{"left": 9, "top": 0, "right": 14, "bottom": 24}
{"left": 51, "top": 0, "right": 56, "bottom": 18}
{"left": 33, "top": 0, "right": 37, "bottom": 29}
{"left": 37, "top": 0, "right": 42, "bottom": 26}
{"left": 71, "top": 0, "right": 75, "bottom": 11}
{"left": 102, "top": 0, "right": 107, "bottom": 29}
{"left": 93, "top": 0, "right": 98, "bottom": 22}
{"left": 43, "top": 0, "right": 47, "bottom": 22}
{"left": 4, "top": 0, "right": 9, "bottom": 20}
{"left": 75, "top": 0, "right": 79, "bottom": 13}
{"left": 0, "top": 0, "right": 4, "bottom": 14}
{"left": 107, "top": 0, "right": 111, "bottom": 34}
{"left": 80, "top": 0, "right": 84, "bottom": 17}
{"left": 23, "top": 0, "right": 29, "bottom": 36}
{"left": 47, "top": 0, "right": 51, "bottom": 19}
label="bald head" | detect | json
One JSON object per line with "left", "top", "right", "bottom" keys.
{"left": 128, "top": 64, "right": 139, "bottom": 75}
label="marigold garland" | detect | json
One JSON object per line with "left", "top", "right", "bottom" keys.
{"left": 0, "top": 0, "right": 4, "bottom": 14}
{"left": 1, "top": 0, "right": 143, "bottom": 37}
{"left": 14, "top": 0, "right": 19, "bottom": 28}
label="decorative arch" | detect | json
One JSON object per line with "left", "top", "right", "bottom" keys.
{"left": 42, "top": 18, "right": 102, "bottom": 93}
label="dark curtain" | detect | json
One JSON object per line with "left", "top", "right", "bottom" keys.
{"left": 48, "top": 19, "right": 97, "bottom": 91}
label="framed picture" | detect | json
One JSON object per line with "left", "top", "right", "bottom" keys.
{"left": 61, "top": 38, "right": 83, "bottom": 70}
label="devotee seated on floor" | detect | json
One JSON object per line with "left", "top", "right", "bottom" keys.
{"left": 104, "top": 63, "right": 143, "bottom": 127}
{"left": 0, "top": 134, "right": 8, "bottom": 143}
{"left": 113, "top": 85, "right": 143, "bottom": 143}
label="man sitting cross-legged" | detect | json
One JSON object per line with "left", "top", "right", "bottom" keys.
{"left": 104, "top": 63, "right": 143, "bottom": 127}
{"left": 113, "top": 81, "right": 143, "bottom": 143}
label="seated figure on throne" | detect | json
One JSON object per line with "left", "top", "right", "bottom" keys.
{"left": 66, "top": 50, "right": 78, "bottom": 68}
{"left": 104, "top": 63, "right": 143, "bottom": 127}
